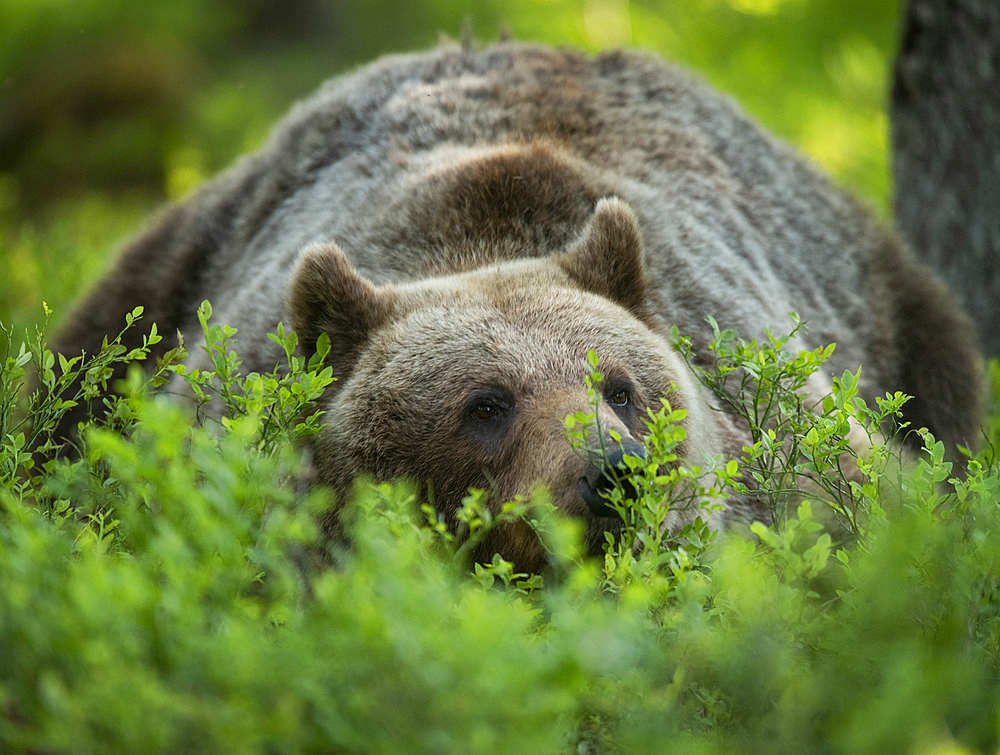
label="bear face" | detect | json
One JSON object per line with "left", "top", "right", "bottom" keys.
{"left": 291, "top": 200, "right": 723, "bottom": 571}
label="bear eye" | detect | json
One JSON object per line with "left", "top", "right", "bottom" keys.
{"left": 464, "top": 389, "right": 513, "bottom": 427}
{"left": 606, "top": 388, "right": 629, "bottom": 407}
{"left": 471, "top": 401, "right": 501, "bottom": 421}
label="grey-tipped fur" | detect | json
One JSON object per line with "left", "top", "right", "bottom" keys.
{"left": 54, "top": 41, "right": 983, "bottom": 536}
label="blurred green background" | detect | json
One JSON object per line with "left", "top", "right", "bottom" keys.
{"left": 0, "top": 0, "right": 900, "bottom": 344}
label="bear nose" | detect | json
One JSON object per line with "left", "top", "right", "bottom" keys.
{"left": 577, "top": 439, "right": 647, "bottom": 518}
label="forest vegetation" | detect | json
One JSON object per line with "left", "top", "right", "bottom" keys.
{"left": 3, "top": 2, "right": 1000, "bottom": 753}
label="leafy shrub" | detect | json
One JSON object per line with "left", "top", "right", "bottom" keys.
{"left": 1, "top": 309, "right": 999, "bottom": 754}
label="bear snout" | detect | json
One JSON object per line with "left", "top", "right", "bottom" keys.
{"left": 577, "top": 439, "right": 647, "bottom": 518}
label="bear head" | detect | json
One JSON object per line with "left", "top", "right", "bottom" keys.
{"left": 289, "top": 198, "right": 722, "bottom": 572}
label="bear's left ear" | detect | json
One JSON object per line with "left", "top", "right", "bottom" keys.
{"left": 556, "top": 197, "right": 653, "bottom": 321}
{"left": 289, "top": 242, "right": 397, "bottom": 378}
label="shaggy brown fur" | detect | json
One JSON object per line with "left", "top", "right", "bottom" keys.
{"left": 52, "top": 42, "right": 982, "bottom": 571}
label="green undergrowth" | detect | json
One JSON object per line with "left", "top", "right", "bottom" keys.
{"left": 2, "top": 306, "right": 1000, "bottom": 754}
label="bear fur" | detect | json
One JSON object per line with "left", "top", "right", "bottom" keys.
{"left": 53, "top": 41, "right": 982, "bottom": 572}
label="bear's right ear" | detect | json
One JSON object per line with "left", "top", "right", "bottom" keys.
{"left": 289, "top": 243, "right": 397, "bottom": 377}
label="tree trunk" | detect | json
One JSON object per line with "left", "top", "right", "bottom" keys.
{"left": 891, "top": 0, "right": 1000, "bottom": 356}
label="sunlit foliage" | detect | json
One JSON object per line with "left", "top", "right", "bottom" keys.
{"left": 3, "top": 313, "right": 1000, "bottom": 753}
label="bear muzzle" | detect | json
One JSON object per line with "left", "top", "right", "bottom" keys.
{"left": 577, "top": 438, "right": 647, "bottom": 518}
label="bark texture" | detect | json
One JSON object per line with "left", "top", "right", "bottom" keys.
{"left": 891, "top": 0, "right": 1000, "bottom": 355}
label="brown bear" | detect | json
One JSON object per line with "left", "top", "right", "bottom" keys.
{"left": 52, "top": 41, "right": 982, "bottom": 572}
